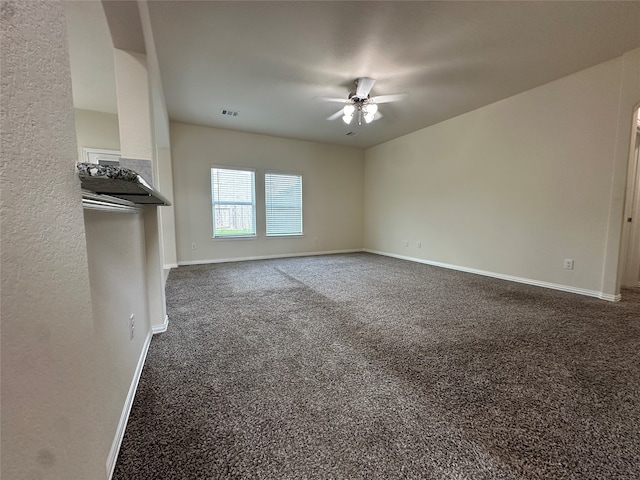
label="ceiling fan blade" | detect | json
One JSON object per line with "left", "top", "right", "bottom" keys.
{"left": 370, "top": 93, "right": 408, "bottom": 104}
{"left": 327, "top": 109, "right": 344, "bottom": 121}
{"left": 355, "top": 77, "right": 376, "bottom": 99}
{"left": 316, "top": 96, "right": 348, "bottom": 104}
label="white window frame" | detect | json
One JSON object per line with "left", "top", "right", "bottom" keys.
{"left": 82, "top": 147, "right": 121, "bottom": 165}
{"left": 211, "top": 166, "right": 257, "bottom": 239}
{"left": 265, "top": 170, "right": 303, "bottom": 237}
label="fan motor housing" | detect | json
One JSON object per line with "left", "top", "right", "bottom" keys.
{"left": 349, "top": 92, "right": 369, "bottom": 102}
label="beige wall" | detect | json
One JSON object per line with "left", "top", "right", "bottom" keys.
{"left": 2, "top": 1, "right": 105, "bottom": 478}
{"left": 74, "top": 118, "right": 150, "bottom": 431}
{"left": 83, "top": 209, "right": 151, "bottom": 476}
{"left": 111, "top": 47, "right": 169, "bottom": 332}
{"left": 74, "top": 108, "right": 121, "bottom": 161}
{"left": 139, "top": 0, "right": 178, "bottom": 270}
{"left": 1, "top": 2, "right": 164, "bottom": 478}
{"left": 171, "top": 122, "right": 364, "bottom": 263}
{"left": 364, "top": 52, "right": 640, "bottom": 299}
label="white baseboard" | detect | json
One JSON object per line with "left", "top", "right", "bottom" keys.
{"left": 599, "top": 292, "right": 622, "bottom": 302}
{"left": 175, "top": 248, "right": 620, "bottom": 302}
{"left": 163, "top": 265, "right": 175, "bottom": 283}
{"left": 152, "top": 315, "right": 169, "bottom": 334}
{"left": 106, "top": 331, "right": 152, "bottom": 479}
{"left": 177, "top": 249, "right": 363, "bottom": 266}
{"left": 364, "top": 249, "right": 619, "bottom": 302}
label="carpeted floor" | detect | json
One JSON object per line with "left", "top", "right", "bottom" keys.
{"left": 113, "top": 253, "right": 640, "bottom": 479}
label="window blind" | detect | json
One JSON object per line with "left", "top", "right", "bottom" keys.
{"left": 265, "top": 172, "right": 303, "bottom": 236}
{"left": 211, "top": 167, "right": 256, "bottom": 238}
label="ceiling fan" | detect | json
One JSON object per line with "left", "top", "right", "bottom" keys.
{"left": 321, "top": 77, "right": 407, "bottom": 126}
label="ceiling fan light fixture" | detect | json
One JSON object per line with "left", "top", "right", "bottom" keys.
{"left": 342, "top": 114, "right": 353, "bottom": 124}
{"left": 363, "top": 102, "right": 378, "bottom": 123}
{"left": 343, "top": 104, "right": 355, "bottom": 116}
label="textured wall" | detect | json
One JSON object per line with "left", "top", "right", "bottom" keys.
{"left": 73, "top": 109, "right": 121, "bottom": 162}
{"left": 114, "top": 49, "right": 155, "bottom": 162}
{"left": 1, "top": 1, "right": 106, "bottom": 479}
{"left": 139, "top": 0, "right": 178, "bottom": 268}
{"left": 170, "top": 122, "right": 365, "bottom": 264}
{"left": 83, "top": 208, "right": 151, "bottom": 476}
{"left": 364, "top": 54, "right": 639, "bottom": 298}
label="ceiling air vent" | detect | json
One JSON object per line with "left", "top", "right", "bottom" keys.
{"left": 220, "top": 109, "right": 239, "bottom": 117}
{"left": 345, "top": 131, "right": 359, "bottom": 137}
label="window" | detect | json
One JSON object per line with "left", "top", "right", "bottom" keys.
{"left": 211, "top": 167, "right": 256, "bottom": 238}
{"left": 265, "top": 172, "right": 303, "bottom": 236}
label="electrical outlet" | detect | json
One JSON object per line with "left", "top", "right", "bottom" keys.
{"left": 314, "top": 237, "right": 318, "bottom": 245}
{"left": 404, "top": 240, "right": 409, "bottom": 247}
{"left": 564, "top": 259, "right": 574, "bottom": 270}
{"left": 417, "top": 241, "right": 422, "bottom": 248}
{"left": 191, "top": 243, "right": 197, "bottom": 250}
{"left": 130, "top": 314, "right": 135, "bottom": 340}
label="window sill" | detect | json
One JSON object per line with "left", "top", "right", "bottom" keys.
{"left": 210, "top": 235, "right": 305, "bottom": 241}
{"left": 212, "top": 235, "right": 258, "bottom": 241}
{"left": 266, "top": 234, "right": 304, "bottom": 239}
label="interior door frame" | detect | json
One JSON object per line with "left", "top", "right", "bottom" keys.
{"left": 620, "top": 105, "right": 640, "bottom": 288}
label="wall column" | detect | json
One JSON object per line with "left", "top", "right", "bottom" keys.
{"left": 113, "top": 48, "right": 167, "bottom": 331}
{"left": 1, "top": 1, "right": 105, "bottom": 477}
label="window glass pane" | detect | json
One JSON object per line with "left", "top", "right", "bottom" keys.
{"left": 211, "top": 167, "right": 256, "bottom": 238}
{"left": 265, "top": 172, "right": 303, "bottom": 236}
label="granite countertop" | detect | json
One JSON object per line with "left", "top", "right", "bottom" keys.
{"left": 77, "top": 163, "right": 171, "bottom": 206}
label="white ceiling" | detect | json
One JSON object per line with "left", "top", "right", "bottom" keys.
{"left": 65, "top": 1, "right": 640, "bottom": 149}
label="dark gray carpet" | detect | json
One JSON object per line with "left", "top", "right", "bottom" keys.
{"left": 113, "top": 252, "right": 640, "bottom": 479}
